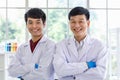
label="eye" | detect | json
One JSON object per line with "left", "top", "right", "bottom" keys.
{"left": 36, "top": 21, "right": 41, "bottom": 24}
{"left": 28, "top": 21, "right": 33, "bottom": 24}
{"left": 79, "top": 20, "right": 85, "bottom": 23}
{"left": 70, "top": 21, "right": 75, "bottom": 24}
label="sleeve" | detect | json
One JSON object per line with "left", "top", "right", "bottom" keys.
{"left": 76, "top": 45, "right": 109, "bottom": 80}
{"left": 53, "top": 43, "right": 88, "bottom": 78}
{"left": 22, "top": 41, "right": 55, "bottom": 80}
{"left": 22, "top": 69, "right": 46, "bottom": 80}
{"left": 7, "top": 45, "right": 34, "bottom": 78}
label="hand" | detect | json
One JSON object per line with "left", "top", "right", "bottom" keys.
{"left": 87, "top": 61, "right": 96, "bottom": 69}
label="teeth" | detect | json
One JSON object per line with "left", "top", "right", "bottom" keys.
{"left": 75, "top": 28, "right": 81, "bottom": 32}
{"left": 33, "top": 30, "right": 37, "bottom": 31}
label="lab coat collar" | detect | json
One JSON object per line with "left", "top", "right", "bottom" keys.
{"left": 67, "top": 35, "right": 91, "bottom": 61}
{"left": 37, "top": 35, "right": 47, "bottom": 43}
{"left": 73, "top": 35, "right": 91, "bottom": 45}
{"left": 84, "top": 35, "right": 91, "bottom": 45}
{"left": 24, "top": 35, "right": 47, "bottom": 47}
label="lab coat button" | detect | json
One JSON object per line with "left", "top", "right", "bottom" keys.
{"left": 73, "top": 76, "right": 76, "bottom": 80}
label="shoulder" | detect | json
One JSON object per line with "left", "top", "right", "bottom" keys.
{"left": 18, "top": 42, "right": 29, "bottom": 49}
{"left": 15, "top": 42, "right": 29, "bottom": 56}
{"left": 45, "top": 37, "right": 56, "bottom": 48}
{"left": 90, "top": 37, "right": 106, "bottom": 49}
{"left": 56, "top": 37, "right": 72, "bottom": 47}
{"left": 46, "top": 37, "right": 55, "bottom": 44}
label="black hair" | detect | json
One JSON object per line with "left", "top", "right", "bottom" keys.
{"left": 68, "top": 6, "right": 90, "bottom": 20}
{"left": 24, "top": 8, "right": 46, "bottom": 24}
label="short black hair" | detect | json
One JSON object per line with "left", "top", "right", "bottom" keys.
{"left": 68, "top": 6, "right": 90, "bottom": 20}
{"left": 24, "top": 8, "right": 46, "bottom": 24}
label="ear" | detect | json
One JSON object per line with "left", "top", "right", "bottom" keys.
{"left": 43, "top": 22, "right": 46, "bottom": 28}
{"left": 87, "top": 20, "right": 90, "bottom": 28}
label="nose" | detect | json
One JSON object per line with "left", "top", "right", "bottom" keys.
{"left": 74, "top": 22, "right": 80, "bottom": 28}
{"left": 32, "top": 23, "right": 37, "bottom": 28}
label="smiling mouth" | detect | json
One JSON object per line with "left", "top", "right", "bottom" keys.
{"left": 74, "top": 28, "right": 82, "bottom": 32}
{"left": 32, "top": 29, "right": 39, "bottom": 32}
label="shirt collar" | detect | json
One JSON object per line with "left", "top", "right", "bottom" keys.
{"left": 30, "top": 38, "right": 40, "bottom": 44}
{"left": 73, "top": 35, "right": 89, "bottom": 47}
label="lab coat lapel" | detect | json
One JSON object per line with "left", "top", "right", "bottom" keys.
{"left": 67, "top": 38, "right": 79, "bottom": 59}
{"left": 78, "top": 36, "right": 91, "bottom": 61}
{"left": 22, "top": 42, "right": 33, "bottom": 63}
{"left": 24, "top": 42, "right": 32, "bottom": 55}
{"left": 32, "top": 36, "right": 47, "bottom": 63}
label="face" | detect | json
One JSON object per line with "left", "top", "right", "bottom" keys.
{"left": 69, "top": 14, "right": 90, "bottom": 39}
{"left": 26, "top": 18, "right": 45, "bottom": 38}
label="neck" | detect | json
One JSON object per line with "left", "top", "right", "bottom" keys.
{"left": 74, "top": 35, "right": 86, "bottom": 43}
{"left": 32, "top": 35, "right": 43, "bottom": 42}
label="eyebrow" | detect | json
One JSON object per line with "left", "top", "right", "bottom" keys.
{"left": 70, "top": 18, "right": 84, "bottom": 21}
{"left": 36, "top": 19, "right": 41, "bottom": 21}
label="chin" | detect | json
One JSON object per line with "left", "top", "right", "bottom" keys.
{"left": 75, "top": 34, "right": 83, "bottom": 37}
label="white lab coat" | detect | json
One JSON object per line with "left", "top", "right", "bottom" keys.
{"left": 53, "top": 35, "right": 108, "bottom": 80}
{"left": 8, "top": 35, "right": 55, "bottom": 80}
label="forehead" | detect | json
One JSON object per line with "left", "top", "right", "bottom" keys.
{"left": 70, "top": 14, "right": 86, "bottom": 20}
